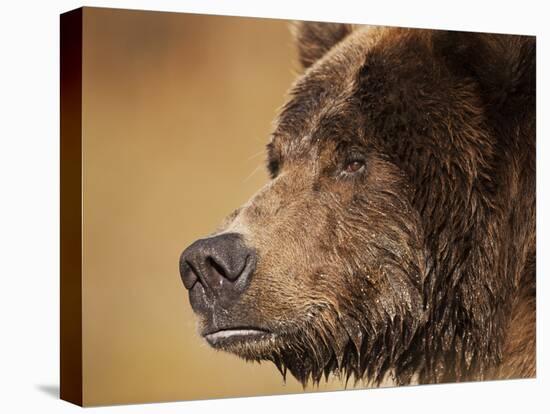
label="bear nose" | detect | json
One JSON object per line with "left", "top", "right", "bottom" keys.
{"left": 179, "top": 233, "right": 256, "bottom": 305}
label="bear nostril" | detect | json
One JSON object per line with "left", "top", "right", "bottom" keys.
{"left": 207, "top": 254, "right": 251, "bottom": 282}
{"left": 179, "top": 257, "right": 199, "bottom": 290}
{"left": 207, "top": 256, "right": 230, "bottom": 281}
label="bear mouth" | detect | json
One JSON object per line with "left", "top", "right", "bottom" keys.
{"left": 203, "top": 328, "right": 273, "bottom": 347}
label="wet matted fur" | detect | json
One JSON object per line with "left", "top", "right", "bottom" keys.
{"left": 180, "top": 23, "right": 536, "bottom": 387}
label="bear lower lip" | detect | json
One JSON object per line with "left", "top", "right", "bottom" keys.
{"left": 204, "top": 328, "right": 272, "bottom": 346}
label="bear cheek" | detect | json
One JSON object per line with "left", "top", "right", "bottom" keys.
{"left": 236, "top": 230, "right": 336, "bottom": 323}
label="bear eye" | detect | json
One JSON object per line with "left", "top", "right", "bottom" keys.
{"left": 267, "top": 158, "right": 280, "bottom": 179}
{"left": 344, "top": 159, "right": 365, "bottom": 174}
{"left": 266, "top": 141, "right": 281, "bottom": 179}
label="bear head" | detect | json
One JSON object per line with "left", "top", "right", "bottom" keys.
{"left": 180, "top": 23, "right": 535, "bottom": 385}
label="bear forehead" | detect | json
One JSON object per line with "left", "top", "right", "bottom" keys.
{"left": 272, "top": 26, "right": 399, "bottom": 152}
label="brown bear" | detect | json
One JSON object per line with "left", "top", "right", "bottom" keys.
{"left": 179, "top": 22, "right": 536, "bottom": 386}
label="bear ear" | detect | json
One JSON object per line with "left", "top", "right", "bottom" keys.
{"left": 432, "top": 31, "right": 535, "bottom": 111}
{"left": 291, "top": 21, "right": 354, "bottom": 69}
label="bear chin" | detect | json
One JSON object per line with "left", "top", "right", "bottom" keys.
{"left": 200, "top": 317, "right": 393, "bottom": 387}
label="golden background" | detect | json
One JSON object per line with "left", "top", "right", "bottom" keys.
{"left": 81, "top": 7, "right": 357, "bottom": 405}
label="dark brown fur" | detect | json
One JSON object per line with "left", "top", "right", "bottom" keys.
{"left": 183, "top": 24, "right": 536, "bottom": 386}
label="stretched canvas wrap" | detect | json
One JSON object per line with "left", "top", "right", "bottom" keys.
{"left": 60, "top": 6, "right": 536, "bottom": 407}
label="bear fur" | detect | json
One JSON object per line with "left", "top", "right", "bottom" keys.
{"left": 181, "top": 23, "right": 536, "bottom": 386}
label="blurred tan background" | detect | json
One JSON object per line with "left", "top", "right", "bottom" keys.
{"left": 81, "top": 7, "right": 358, "bottom": 406}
